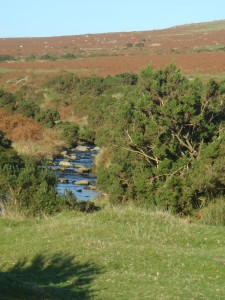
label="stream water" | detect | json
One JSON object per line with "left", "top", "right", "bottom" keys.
{"left": 49, "top": 144, "right": 99, "bottom": 201}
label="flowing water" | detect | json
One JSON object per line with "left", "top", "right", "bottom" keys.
{"left": 50, "top": 144, "right": 99, "bottom": 201}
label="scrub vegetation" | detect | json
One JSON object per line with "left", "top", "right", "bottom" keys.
{"left": 0, "top": 64, "right": 225, "bottom": 218}
{"left": 0, "top": 62, "right": 225, "bottom": 298}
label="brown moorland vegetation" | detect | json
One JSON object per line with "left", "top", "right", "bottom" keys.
{"left": 1, "top": 20, "right": 225, "bottom": 92}
{"left": 0, "top": 109, "right": 43, "bottom": 142}
{"left": 0, "top": 109, "right": 65, "bottom": 159}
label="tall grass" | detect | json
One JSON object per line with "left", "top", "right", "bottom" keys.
{"left": 13, "top": 128, "right": 66, "bottom": 159}
{"left": 200, "top": 197, "right": 225, "bottom": 226}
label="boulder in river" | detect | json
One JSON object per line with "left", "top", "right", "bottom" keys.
{"left": 59, "top": 161, "right": 73, "bottom": 167}
{"left": 74, "top": 164, "right": 84, "bottom": 168}
{"left": 75, "top": 145, "right": 89, "bottom": 152}
{"left": 75, "top": 166, "right": 92, "bottom": 173}
{"left": 63, "top": 154, "right": 77, "bottom": 160}
{"left": 68, "top": 154, "right": 77, "bottom": 160}
{"left": 86, "top": 185, "right": 96, "bottom": 190}
{"left": 73, "top": 179, "right": 89, "bottom": 185}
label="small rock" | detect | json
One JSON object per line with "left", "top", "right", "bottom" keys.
{"left": 74, "top": 164, "right": 84, "bottom": 168}
{"left": 73, "top": 180, "right": 89, "bottom": 185}
{"left": 59, "top": 161, "right": 73, "bottom": 167}
{"left": 64, "top": 154, "right": 77, "bottom": 160}
{"left": 69, "top": 154, "right": 77, "bottom": 160}
{"left": 75, "top": 166, "right": 91, "bottom": 173}
{"left": 86, "top": 185, "right": 96, "bottom": 190}
{"left": 75, "top": 145, "right": 89, "bottom": 152}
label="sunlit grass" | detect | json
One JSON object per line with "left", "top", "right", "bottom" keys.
{"left": 1, "top": 205, "right": 225, "bottom": 299}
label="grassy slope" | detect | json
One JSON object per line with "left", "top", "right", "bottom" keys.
{"left": 1, "top": 205, "right": 225, "bottom": 299}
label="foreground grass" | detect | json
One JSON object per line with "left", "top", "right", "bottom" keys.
{"left": 1, "top": 205, "right": 225, "bottom": 299}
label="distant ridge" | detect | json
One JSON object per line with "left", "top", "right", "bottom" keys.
{"left": 0, "top": 19, "right": 225, "bottom": 80}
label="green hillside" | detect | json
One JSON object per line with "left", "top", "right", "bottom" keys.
{"left": 1, "top": 205, "right": 225, "bottom": 299}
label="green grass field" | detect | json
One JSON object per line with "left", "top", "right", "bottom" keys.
{"left": 1, "top": 204, "right": 225, "bottom": 299}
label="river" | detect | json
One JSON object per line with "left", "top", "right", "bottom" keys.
{"left": 49, "top": 144, "right": 99, "bottom": 201}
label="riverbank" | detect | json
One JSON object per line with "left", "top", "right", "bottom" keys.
{"left": 1, "top": 204, "right": 225, "bottom": 299}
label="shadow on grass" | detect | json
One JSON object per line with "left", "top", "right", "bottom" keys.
{"left": 0, "top": 252, "right": 101, "bottom": 300}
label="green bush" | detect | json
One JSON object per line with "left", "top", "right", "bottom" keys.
{"left": 0, "top": 133, "right": 84, "bottom": 217}
{"left": 0, "top": 55, "right": 15, "bottom": 62}
{"left": 79, "top": 127, "right": 95, "bottom": 143}
{"left": 62, "top": 53, "right": 77, "bottom": 60}
{"left": 45, "top": 73, "right": 80, "bottom": 95}
{"left": 57, "top": 122, "right": 79, "bottom": 147}
{"left": 95, "top": 64, "right": 225, "bottom": 214}
{"left": 0, "top": 131, "right": 24, "bottom": 168}
{"left": 36, "top": 108, "right": 60, "bottom": 128}
{"left": 16, "top": 101, "right": 40, "bottom": 118}
{"left": 0, "top": 90, "right": 16, "bottom": 112}
{"left": 40, "top": 53, "right": 56, "bottom": 61}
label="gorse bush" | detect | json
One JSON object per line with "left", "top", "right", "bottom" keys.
{"left": 0, "top": 131, "right": 24, "bottom": 168}
{"left": 0, "top": 90, "right": 16, "bottom": 112}
{"left": 1, "top": 65, "right": 224, "bottom": 217}
{"left": 96, "top": 64, "right": 225, "bottom": 214}
{"left": 57, "top": 122, "right": 79, "bottom": 147}
{"left": 35, "top": 108, "right": 60, "bottom": 128}
{"left": 0, "top": 55, "right": 15, "bottom": 62}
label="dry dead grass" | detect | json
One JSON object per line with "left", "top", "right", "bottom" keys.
{"left": 0, "top": 109, "right": 66, "bottom": 159}
{"left": 0, "top": 109, "right": 43, "bottom": 142}
{"left": 13, "top": 128, "right": 66, "bottom": 160}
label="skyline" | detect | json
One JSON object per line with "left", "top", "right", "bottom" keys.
{"left": 1, "top": 0, "right": 225, "bottom": 38}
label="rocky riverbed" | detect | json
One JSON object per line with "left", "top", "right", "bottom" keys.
{"left": 49, "top": 144, "right": 100, "bottom": 201}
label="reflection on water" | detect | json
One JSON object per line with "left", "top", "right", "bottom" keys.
{"left": 50, "top": 144, "right": 99, "bottom": 201}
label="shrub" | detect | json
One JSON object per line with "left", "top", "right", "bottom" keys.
{"left": 96, "top": 64, "right": 225, "bottom": 214}
{"left": 57, "top": 122, "right": 79, "bottom": 148}
{"left": 0, "top": 130, "right": 24, "bottom": 168}
{"left": 0, "top": 55, "right": 15, "bottom": 62}
{"left": 62, "top": 53, "right": 77, "bottom": 60}
{"left": 46, "top": 73, "right": 80, "bottom": 95}
{"left": 0, "top": 90, "right": 16, "bottom": 112}
{"left": 79, "top": 127, "right": 95, "bottom": 143}
{"left": 36, "top": 109, "right": 60, "bottom": 128}
{"left": 0, "top": 157, "right": 82, "bottom": 217}
{"left": 16, "top": 101, "right": 40, "bottom": 118}
{"left": 40, "top": 53, "right": 56, "bottom": 61}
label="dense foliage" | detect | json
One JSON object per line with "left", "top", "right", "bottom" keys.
{"left": 0, "top": 131, "right": 88, "bottom": 216}
{"left": 1, "top": 65, "right": 224, "bottom": 216}
{"left": 93, "top": 65, "right": 225, "bottom": 214}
